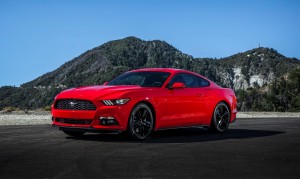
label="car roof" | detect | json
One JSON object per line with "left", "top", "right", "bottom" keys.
{"left": 129, "top": 68, "right": 220, "bottom": 88}
{"left": 131, "top": 68, "right": 190, "bottom": 74}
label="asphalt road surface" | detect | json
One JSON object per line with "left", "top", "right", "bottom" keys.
{"left": 0, "top": 118, "right": 299, "bottom": 178}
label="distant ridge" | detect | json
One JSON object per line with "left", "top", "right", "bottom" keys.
{"left": 1, "top": 36, "right": 300, "bottom": 111}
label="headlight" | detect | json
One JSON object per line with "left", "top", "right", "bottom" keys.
{"left": 102, "top": 98, "right": 130, "bottom": 106}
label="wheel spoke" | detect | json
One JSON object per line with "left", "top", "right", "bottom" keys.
{"left": 217, "top": 118, "right": 224, "bottom": 128}
{"left": 142, "top": 126, "right": 146, "bottom": 136}
{"left": 136, "top": 109, "right": 142, "bottom": 119}
{"left": 221, "top": 111, "right": 229, "bottom": 118}
{"left": 133, "top": 121, "right": 140, "bottom": 128}
{"left": 142, "top": 109, "right": 149, "bottom": 119}
{"left": 142, "top": 121, "right": 151, "bottom": 128}
{"left": 216, "top": 110, "right": 221, "bottom": 118}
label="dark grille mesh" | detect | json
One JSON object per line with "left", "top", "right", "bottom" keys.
{"left": 54, "top": 99, "right": 96, "bottom": 110}
{"left": 56, "top": 118, "right": 93, "bottom": 125}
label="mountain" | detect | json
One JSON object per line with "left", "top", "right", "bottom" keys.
{"left": 22, "top": 37, "right": 193, "bottom": 88}
{"left": 202, "top": 47, "right": 300, "bottom": 90}
{"left": 1, "top": 36, "right": 300, "bottom": 111}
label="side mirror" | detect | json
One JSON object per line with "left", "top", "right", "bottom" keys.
{"left": 103, "top": 82, "right": 108, "bottom": 85}
{"left": 170, "top": 82, "right": 185, "bottom": 89}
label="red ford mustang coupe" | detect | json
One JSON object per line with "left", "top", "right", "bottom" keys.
{"left": 52, "top": 68, "right": 237, "bottom": 140}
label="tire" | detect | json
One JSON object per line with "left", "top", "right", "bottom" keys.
{"left": 210, "top": 102, "right": 230, "bottom": 133}
{"left": 128, "top": 103, "right": 154, "bottom": 140}
{"left": 62, "top": 130, "right": 85, "bottom": 137}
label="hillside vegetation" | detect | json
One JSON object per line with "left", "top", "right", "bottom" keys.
{"left": 1, "top": 37, "right": 300, "bottom": 111}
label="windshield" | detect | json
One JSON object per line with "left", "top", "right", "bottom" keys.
{"left": 108, "top": 71, "right": 170, "bottom": 87}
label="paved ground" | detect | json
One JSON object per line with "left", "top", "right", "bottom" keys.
{"left": 0, "top": 118, "right": 299, "bottom": 178}
{"left": 1, "top": 111, "right": 300, "bottom": 125}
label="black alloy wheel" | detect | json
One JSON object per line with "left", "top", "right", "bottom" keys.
{"left": 211, "top": 102, "right": 230, "bottom": 133}
{"left": 128, "top": 103, "right": 154, "bottom": 140}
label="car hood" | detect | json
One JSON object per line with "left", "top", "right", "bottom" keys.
{"left": 56, "top": 85, "right": 142, "bottom": 100}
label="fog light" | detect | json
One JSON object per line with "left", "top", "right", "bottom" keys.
{"left": 100, "top": 116, "right": 118, "bottom": 126}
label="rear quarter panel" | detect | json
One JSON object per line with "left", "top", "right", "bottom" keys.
{"left": 204, "top": 87, "right": 237, "bottom": 123}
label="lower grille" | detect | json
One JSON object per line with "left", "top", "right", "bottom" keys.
{"left": 54, "top": 99, "right": 96, "bottom": 110}
{"left": 56, "top": 118, "right": 93, "bottom": 125}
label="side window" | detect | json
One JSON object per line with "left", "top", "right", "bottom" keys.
{"left": 183, "top": 74, "right": 197, "bottom": 88}
{"left": 196, "top": 76, "right": 210, "bottom": 87}
{"left": 169, "top": 74, "right": 186, "bottom": 87}
{"left": 169, "top": 73, "right": 210, "bottom": 88}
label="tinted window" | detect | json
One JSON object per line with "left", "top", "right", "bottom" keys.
{"left": 108, "top": 71, "right": 170, "bottom": 87}
{"left": 196, "top": 76, "right": 210, "bottom": 87}
{"left": 169, "top": 73, "right": 210, "bottom": 88}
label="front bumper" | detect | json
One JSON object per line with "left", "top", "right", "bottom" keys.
{"left": 55, "top": 126, "right": 122, "bottom": 134}
{"left": 51, "top": 103, "right": 132, "bottom": 131}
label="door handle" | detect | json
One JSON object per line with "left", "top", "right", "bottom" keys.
{"left": 196, "top": 94, "right": 203, "bottom": 97}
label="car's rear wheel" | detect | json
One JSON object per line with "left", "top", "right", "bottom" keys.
{"left": 128, "top": 103, "right": 154, "bottom": 140}
{"left": 62, "top": 130, "right": 85, "bottom": 137}
{"left": 210, "top": 102, "right": 230, "bottom": 133}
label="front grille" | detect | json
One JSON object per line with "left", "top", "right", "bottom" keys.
{"left": 56, "top": 118, "right": 93, "bottom": 125}
{"left": 54, "top": 99, "right": 96, "bottom": 110}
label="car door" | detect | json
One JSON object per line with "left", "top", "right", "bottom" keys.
{"left": 161, "top": 73, "right": 208, "bottom": 127}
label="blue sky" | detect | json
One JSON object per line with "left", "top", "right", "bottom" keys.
{"left": 1, "top": 0, "right": 299, "bottom": 87}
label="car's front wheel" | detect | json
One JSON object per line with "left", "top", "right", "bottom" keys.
{"left": 210, "top": 102, "right": 230, "bottom": 133}
{"left": 62, "top": 130, "right": 85, "bottom": 137}
{"left": 128, "top": 103, "right": 154, "bottom": 140}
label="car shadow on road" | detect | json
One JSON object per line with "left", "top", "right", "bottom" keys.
{"left": 66, "top": 128, "right": 285, "bottom": 143}
{"left": 150, "top": 128, "right": 285, "bottom": 143}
